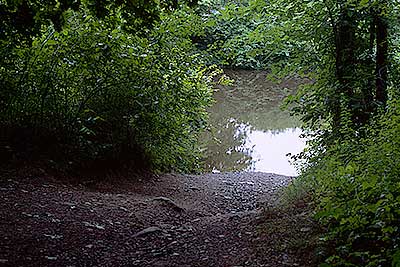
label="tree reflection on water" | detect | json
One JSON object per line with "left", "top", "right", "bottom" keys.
{"left": 200, "top": 70, "right": 306, "bottom": 175}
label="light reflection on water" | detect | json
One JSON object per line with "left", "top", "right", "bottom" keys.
{"left": 241, "top": 127, "right": 305, "bottom": 176}
{"left": 201, "top": 70, "right": 306, "bottom": 176}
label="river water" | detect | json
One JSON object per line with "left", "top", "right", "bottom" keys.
{"left": 200, "top": 70, "right": 306, "bottom": 176}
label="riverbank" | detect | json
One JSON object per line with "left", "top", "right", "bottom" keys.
{"left": 0, "top": 168, "right": 318, "bottom": 266}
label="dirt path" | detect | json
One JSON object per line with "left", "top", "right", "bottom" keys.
{"left": 0, "top": 170, "right": 317, "bottom": 267}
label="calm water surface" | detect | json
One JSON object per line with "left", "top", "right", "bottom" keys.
{"left": 200, "top": 70, "right": 306, "bottom": 176}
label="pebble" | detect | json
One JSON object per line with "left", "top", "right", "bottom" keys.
{"left": 2, "top": 171, "right": 299, "bottom": 266}
{"left": 119, "top": 207, "right": 128, "bottom": 212}
{"left": 300, "top": 227, "right": 311, "bottom": 232}
{"left": 134, "top": 226, "right": 162, "bottom": 237}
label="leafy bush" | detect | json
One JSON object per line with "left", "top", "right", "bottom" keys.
{"left": 195, "top": 0, "right": 297, "bottom": 69}
{"left": 0, "top": 8, "right": 214, "bottom": 172}
{"left": 296, "top": 102, "right": 400, "bottom": 266}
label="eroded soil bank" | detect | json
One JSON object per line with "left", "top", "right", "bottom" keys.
{"left": 0, "top": 169, "right": 318, "bottom": 267}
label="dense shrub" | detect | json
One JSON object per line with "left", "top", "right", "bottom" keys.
{"left": 0, "top": 8, "right": 214, "bottom": 172}
{"left": 295, "top": 103, "right": 400, "bottom": 266}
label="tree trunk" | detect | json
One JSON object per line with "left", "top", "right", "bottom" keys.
{"left": 375, "top": 9, "right": 388, "bottom": 106}
{"left": 333, "top": 7, "right": 356, "bottom": 129}
{"left": 359, "top": 14, "right": 376, "bottom": 124}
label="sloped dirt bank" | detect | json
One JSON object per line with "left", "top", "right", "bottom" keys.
{"left": 0, "top": 169, "right": 318, "bottom": 267}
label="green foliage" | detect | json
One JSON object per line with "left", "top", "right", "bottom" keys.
{"left": 1, "top": 6, "right": 214, "bottom": 172}
{"left": 267, "top": 0, "right": 400, "bottom": 265}
{"left": 0, "top": 0, "right": 162, "bottom": 40}
{"left": 270, "top": 0, "right": 400, "bottom": 136}
{"left": 196, "top": 0, "right": 296, "bottom": 69}
{"left": 296, "top": 103, "right": 400, "bottom": 266}
{"left": 0, "top": 0, "right": 201, "bottom": 37}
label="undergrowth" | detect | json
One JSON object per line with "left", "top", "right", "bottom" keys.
{"left": 1, "top": 6, "right": 216, "bottom": 173}
{"left": 289, "top": 102, "right": 400, "bottom": 266}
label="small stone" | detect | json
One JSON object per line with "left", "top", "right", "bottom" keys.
{"left": 44, "top": 234, "right": 63, "bottom": 240}
{"left": 168, "top": 241, "right": 178, "bottom": 246}
{"left": 300, "top": 227, "right": 311, "bottom": 232}
{"left": 134, "top": 226, "right": 162, "bottom": 237}
{"left": 83, "top": 222, "right": 105, "bottom": 230}
{"left": 63, "top": 202, "right": 75, "bottom": 206}
{"left": 151, "top": 197, "right": 184, "bottom": 212}
{"left": 189, "top": 186, "right": 200, "bottom": 191}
